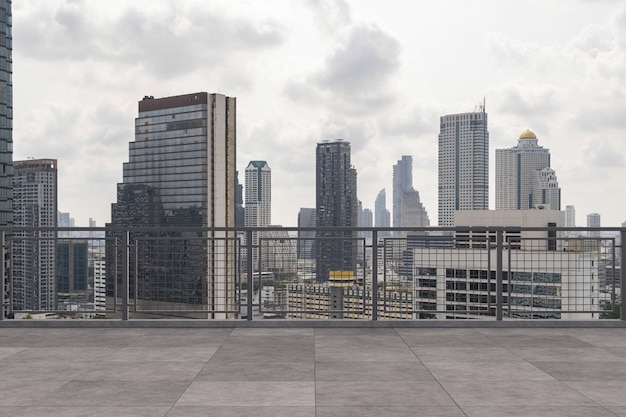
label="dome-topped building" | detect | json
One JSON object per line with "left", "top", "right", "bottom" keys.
{"left": 496, "top": 129, "right": 561, "bottom": 211}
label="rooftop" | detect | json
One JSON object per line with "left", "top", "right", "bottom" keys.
{"left": 2, "top": 322, "right": 626, "bottom": 416}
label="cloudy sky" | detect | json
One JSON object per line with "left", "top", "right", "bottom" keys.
{"left": 13, "top": 0, "right": 626, "bottom": 227}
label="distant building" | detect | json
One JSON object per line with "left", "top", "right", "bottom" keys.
{"left": 235, "top": 171, "right": 244, "bottom": 228}
{"left": 108, "top": 92, "right": 236, "bottom": 317}
{"left": 12, "top": 159, "right": 58, "bottom": 311}
{"left": 438, "top": 105, "right": 489, "bottom": 226}
{"left": 374, "top": 188, "right": 390, "bottom": 231}
{"left": 56, "top": 239, "right": 89, "bottom": 310}
{"left": 0, "top": 0, "right": 12, "bottom": 227}
{"left": 565, "top": 205, "right": 576, "bottom": 228}
{"left": 496, "top": 129, "right": 560, "bottom": 210}
{"left": 587, "top": 213, "right": 601, "bottom": 238}
{"left": 297, "top": 208, "right": 316, "bottom": 260}
{"left": 393, "top": 156, "right": 413, "bottom": 228}
{"left": 245, "top": 161, "right": 271, "bottom": 268}
{"left": 316, "top": 140, "right": 358, "bottom": 282}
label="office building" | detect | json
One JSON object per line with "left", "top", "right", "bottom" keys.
{"left": 235, "top": 171, "right": 244, "bottom": 227}
{"left": 374, "top": 188, "right": 390, "bottom": 229}
{"left": 566, "top": 205, "right": 576, "bottom": 228}
{"left": 393, "top": 156, "right": 412, "bottom": 228}
{"left": 245, "top": 161, "right": 271, "bottom": 268}
{"left": 109, "top": 92, "right": 236, "bottom": 317}
{"left": 316, "top": 140, "right": 358, "bottom": 282}
{"left": 12, "top": 159, "right": 58, "bottom": 311}
{"left": 0, "top": 1, "right": 11, "bottom": 319}
{"left": 587, "top": 213, "right": 601, "bottom": 238}
{"left": 56, "top": 239, "right": 89, "bottom": 310}
{"left": 438, "top": 105, "right": 489, "bottom": 226}
{"left": 496, "top": 129, "right": 560, "bottom": 210}
{"left": 297, "top": 208, "right": 316, "bottom": 260}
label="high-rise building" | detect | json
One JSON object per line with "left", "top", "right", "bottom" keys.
{"left": 297, "top": 208, "right": 316, "bottom": 260}
{"left": 245, "top": 161, "right": 271, "bottom": 269}
{"left": 109, "top": 92, "right": 236, "bottom": 317}
{"left": 235, "top": 171, "right": 244, "bottom": 228}
{"left": 496, "top": 130, "right": 560, "bottom": 210}
{"left": 587, "top": 212, "right": 601, "bottom": 238}
{"left": 393, "top": 156, "right": 412, "bottom": 228}
{"left": 316, "top": 140, "right": 358, "bottom": 282}
{"left": 0, "top": 0, "right": 11, "bottom": 227}
{"left": 12, "top": 159, "right": 58, "bottom": 311}
{"left": 565, "top": 205, "right": 576, "bottom": 228}
{"left": 399, "top": 189, "right": 430, "bottom": 228}
{"left": 374, "top": 188, "right": 390, "bottom": 229}
{"left": 438, "top": 105, "right": 489, "bottom": 226}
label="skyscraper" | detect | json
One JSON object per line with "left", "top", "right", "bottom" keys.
{"left": 316, "top": 140, "right": 358, "bottom": 282}
{"left": 245, "top": 160, "right": 271, "bottom": 268}
{"left": 109, "top": 92, "right": 236, "bottom": 317}
{"left": 297, "top": 208, "right": 316, "bottom": 259}
{"left": 587, "top": 213, "right": 601, "bottom": 238}
{"left": 0, "top": 0, "right": 11, "bottom": 227}
{"left": 12, "top": 159, "right": 58, "bottom": 311}
{"left": 565, "top": 205, "right": 576, "bottom": 228}
{"left": 393, "top": 156, "right": 412, "bottom": 228}
{"left": 495, "top": 130, "right": 560, "bottom": 210}
{"left": 438, "top": 104, "right": 489, "bottom": 226}
{"left": 374, "top": 188, "right": 390, "bottom": 229}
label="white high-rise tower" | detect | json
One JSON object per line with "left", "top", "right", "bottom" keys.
{"left": 245, "top": 161, "right": 271, "bottom": 268}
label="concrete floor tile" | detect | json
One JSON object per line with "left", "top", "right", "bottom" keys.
{"left": 315, "top": 328, "right": 399, "bottom": 336}
{"left": 77, "top": 361, "right": 206, "bottom": 381}
{"left": 488, "top": 335, "right": 594, "bottom": 348}
{"left": 7, "top": 347, "right": 119, "bottom": 362}
{"left": 0, "top": 382, "right": 68, "bottom": 406}
{"left": 316, "top": 381, "right": 456, "bottom": 407}
{"left": 176, "top": 381, "right": 315, "bottom": 407}
{"left": 315, "top": 335, "right": 408, "bottom": 349}
{"left": 165, "top": 406, "right": 316, "bottom": 416}
{"left": 0, "top": 407, "right": 170, "bottom": 417}
{"left": 112, "top": 346, "right": 219, "bottom": 362}
{"left": 462, "top": 406, "right": 617, "bottom": 417}
{"left": 532, "top": 361, "right": 626, "bottom": 381}
{"left": 316, "top": 406, "right": 465, "bottom": 417}
{"left": 39, "top": 381, "right": 189, "bottom": 407}
{"left": 315, "top": 346, "right": 418, "bottom": 362}
{"left": 565, "top": 381, "right": 626, "bottom": 406}
{"left": 411, "top": 347, "right": 522, "bottom": 362}
{"left": 441, "top": 381, "right": 596, "bottom": 407}
{"left": 198, "top": 360, "right": 314, "bottom": 381}
{"left": 425, "top": 361, "right": 554, "bottom": 381}
{"left": 513, "top": 347, "right": 626, "bottom": 362}
{"left": 400, "top": 334, "right": 499, "bottom": 348}
{"left": 315, "top": 361, "right": 434, "bottom": 381}
{"left": 607, "top": 407, "right": 626, "bottom": 416}
{"left": 231, "top": 328, "right": 314, "bottom": 336}
{"left": 0, "top": 347, "right": 25, "bottom": 359}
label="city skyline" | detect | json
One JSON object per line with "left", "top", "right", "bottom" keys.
{"left": 11, "top": 1, "right": 626, "bottom": 227}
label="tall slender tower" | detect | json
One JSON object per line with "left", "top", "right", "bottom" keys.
{"left": 393, "top": 156, "right": 412, "bottom": 228}
{"left": 109, "top": 92, "right": 236, "bottom": 317}
{"left": 565, "top": 205, "right": 576, "bottom": 228}
{"left": 316, "top": 140, "right": 358, "bottom": 282}
{"left": 245, "top": 160, "right": 271, "bottom": 268}
{"left": 495, "top": 130, "right": 560, "bottom": 210}
{"left": 438, "top": 104, "right": 489, "bottom": 226}
{"left": 12, "top": 159, "right": 58, "bottom": 311}
{"left": 375, "top": 189, "right": 390, "bottom": 228}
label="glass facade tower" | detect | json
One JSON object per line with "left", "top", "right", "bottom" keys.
{"left": 0, "top": 0, "right": 11, "bottom": 227}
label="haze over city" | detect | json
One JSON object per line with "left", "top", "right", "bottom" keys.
{"left": 12, "top": 0, "right": 626, "bottom": 227}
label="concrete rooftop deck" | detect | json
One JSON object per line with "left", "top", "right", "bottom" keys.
{"left": 3, "top": 324, "right": 626, "bottom": 416}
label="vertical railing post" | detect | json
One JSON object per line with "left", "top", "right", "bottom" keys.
{"left": 496, "top": 229, "right": 503, "bottom": 321}
{"left": 121, "top": 231, "right": 129, "bottom": 321}
{"left": 613, "top": 228, "right": 626, "bottom": 320}
{"left": 371, "top": 230, "right": 378, "bottom": 321}
{"left": 246, "top": 230, "right": 253, "bottom": 321}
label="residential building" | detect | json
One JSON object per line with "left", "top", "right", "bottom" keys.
{"left": 495, "top": 129, "right": 560, "bottom": 210}
{"left": 108, "top": 92, "right": 236, "bottom": 318}
{"left": 12, "top": 159, "right": 58, "bottom": 311}
{"left": 316, "top": 139, "right": 358, "bottom": 282}
{"left": 438, "top": 104, "right": 489, "bottom": 226}
{"left": 0, "top": 0, "right": 11, "bottom": 227}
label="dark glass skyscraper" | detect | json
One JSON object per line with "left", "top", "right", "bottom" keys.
{"left": 0, "top": 0, "right": 11, "bottom": 227}
{"left": 108, "top": 92, "right": 236, "bottom": 317}
{"left": 315, "top": 140, "right": 357, "bottom": 282}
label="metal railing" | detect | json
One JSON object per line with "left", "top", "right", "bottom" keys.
{"left": 1, "top": 226, "right": 623, "bottom": 321}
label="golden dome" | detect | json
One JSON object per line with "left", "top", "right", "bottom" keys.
{"left": 519, "top": 129, "right": 537, "bottom": 139}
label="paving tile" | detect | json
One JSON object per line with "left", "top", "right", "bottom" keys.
{"left": 607, "top": 407, "right": 626, "bottom": 416}
{"left": 462, "top": 406, "right": 617, "bottom": 417}
{"left": 513, "top": 347, "right": 626, "bottom": 362}
{"left": 315, "top": 361, "right": 434, "bottom": 381}
{"left": 488, "top": 335, "right": 594, "bottom": 348}
{"left": 0, "top": 347, "right": 25, "bottom": 359}
{"left": 565, "top": 381, "right": 626, "bottom": 406}
{"left": 424, "top": 361, "right": 554, "bottom": 381}
{"left": 0, "top": 381, "right": 68, "bottom": 406}
{"left": 76, "top": 361, "right": 206, "bottom": 381}
{"left": 316, "top": 381, "right": 456, "bottom": 407}
{"left": 176, "top": 381, "right": 315, "bottom": 407}
{"left": 315, "top": 335, "right": 408, "bottom": 349}
{"left": 112, "top": 346, "right": 219, "bottom": 362}
{"left": 231, "top": 328, "right": 313, "bottom": 336}
{"left": 315, "top": 346, "right": 418, "bottom": 362}
{"left": 198, "top": 360, "right": 314, "bottom": 381}
{"left": 220, "top": 335, "right": 314, "bottom": 350}
{"left": 0, "top": 360, "right": 93, "bottom": 382}
{"left": 316, "top": 406, "right": 465, "bottom": 416}
{"left": 0, "top": 407, "right": 170, "bottom": 417}
{"left": 441, "top": 381, "right": 596, "bottom": 407}
{"left": 411, "top": 347, "right": 522, "bottom": 362}
{"left": 166, "top": 406, "right": 316, "bottom": 416}
{"left": 6, "top": 347, "right": 119, "bottom": 362}
{"left": 315, "top": 328, "right": 399, "bottom": 336}
{"left": 39, "top": 381, "right": 189, "bottom": 407}
{"left": 399, "top": 333, "right": 499, "bottom": 348}
{"left": 532, "top": 361, "right": 626, "bottom": 381}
